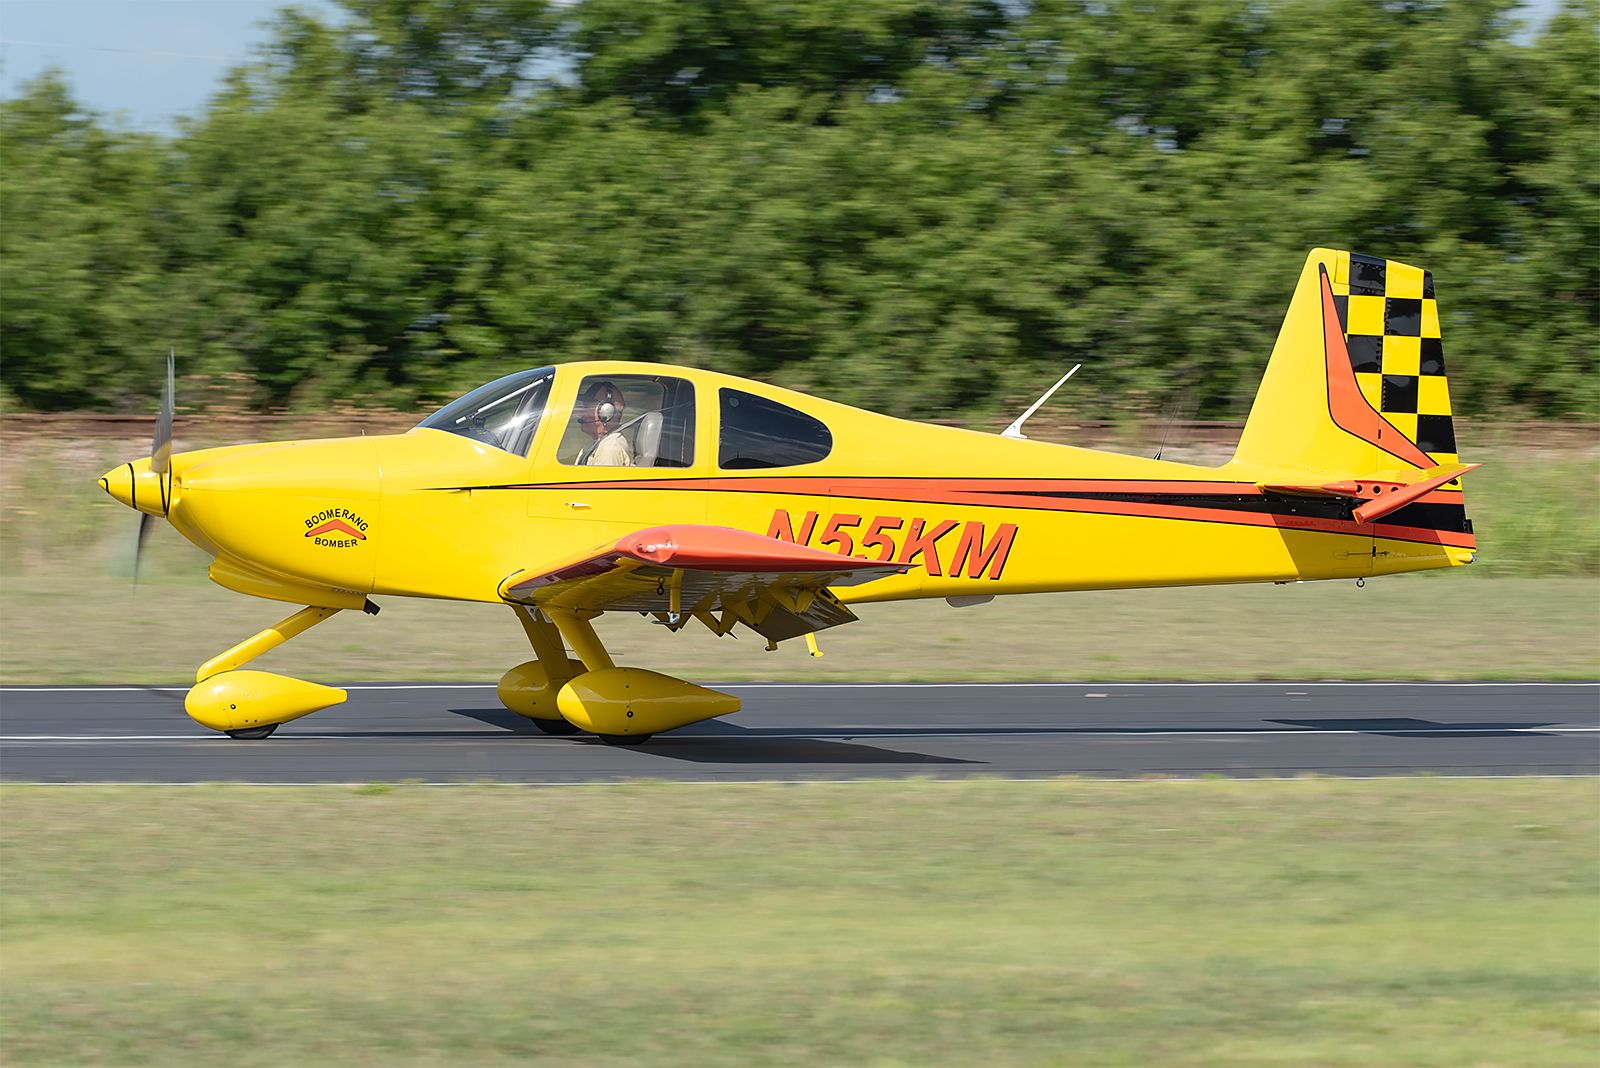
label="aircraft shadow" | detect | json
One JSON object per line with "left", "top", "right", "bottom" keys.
{"left": 447, "top": 708, "right": 980, "bottom": 765}
{"left": 1270, "top": 717, "right": 1560, "bottom": 738}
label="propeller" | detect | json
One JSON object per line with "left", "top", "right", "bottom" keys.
{"left": 132, "top": 350, "right": 176, "bottom": 586}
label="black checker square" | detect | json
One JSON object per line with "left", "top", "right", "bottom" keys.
{"left": 1345, "top": 334, "right": 1382, "bottom": 373}
{"left": 1419, "top": 336, "right": 1446, "bottom": 375}
{"left": 1415, "top": 414, "right": 1456, "bottom": 455}
{"left": 1422, "top": 271, "right": 1435, "bottom": 299}
{"left": 1333, "top": 294, "right": 1349, "bottom": 332}
{"left": 1349, "top": 254, "right": 1387, "bottom": 296}
{"left": 1382, "top": 374, "right": 1419, "bottom": 414}
{"left": 1384, "top": 298, "right": 1422, "bottom": 336}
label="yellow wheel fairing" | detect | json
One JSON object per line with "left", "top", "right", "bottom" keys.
{"left": 185, "top": 670, "right": 346, "bottom": 733}
{"left": 556, "top": 668, "right": 740, "bottom": 736}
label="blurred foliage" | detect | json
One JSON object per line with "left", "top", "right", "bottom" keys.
{"left": 0, "top": 0, "right": 1595, "bottom": 419}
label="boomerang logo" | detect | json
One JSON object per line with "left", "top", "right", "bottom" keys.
{"left": 304, "top": 508, "right": 370, "bottom": 548}
{"left": 306, "top": 519, "right": 365, "bottom": 540}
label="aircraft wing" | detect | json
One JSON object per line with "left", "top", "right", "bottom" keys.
{"left": 498, "top": 525, "right": 906, "bottom": 643}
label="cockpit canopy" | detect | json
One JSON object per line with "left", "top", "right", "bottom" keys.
{"left": 416, "top": 367, "right": 553, "bottom": 456}
{"left": 419, "top": 365, "right": 835, "bottom": 469}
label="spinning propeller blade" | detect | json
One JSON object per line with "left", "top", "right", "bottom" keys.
{"left": 152, "top": 349, "right": 174, "bottom": 476}
{"left": 133, "top": 350, "right": 176, "bottom": 587}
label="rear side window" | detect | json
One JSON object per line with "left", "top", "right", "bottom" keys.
{"left": 718, "top": 389, "right": 832, "bottom": 469}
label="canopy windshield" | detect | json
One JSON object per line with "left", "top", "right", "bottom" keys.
{"left": 417, "top": 367, "right": 554, "bottom": 456}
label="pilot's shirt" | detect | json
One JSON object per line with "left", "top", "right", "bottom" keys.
{"left": 583, "top": 430, "right": 633, "bottom": 467}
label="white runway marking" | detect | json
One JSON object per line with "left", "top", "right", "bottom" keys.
{"left": 9, "top": 774, "right": 1596, "bottom": 787}
{"left": 2, "top": 681, "right": 1595, "bottom": 693}
{"left": 4, "top": 726, "right": 1597, "bottom": 744}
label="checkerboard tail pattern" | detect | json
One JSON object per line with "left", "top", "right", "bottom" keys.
{"left": 1328, "top": 251, "right": 1462, "bottom": 485}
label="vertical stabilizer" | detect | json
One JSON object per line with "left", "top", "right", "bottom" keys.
{"left": 1233, "top": 249, "right": 1463, "bottom": 486}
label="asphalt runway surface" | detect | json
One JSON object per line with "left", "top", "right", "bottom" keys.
{"left": 1, "top": 682, "right": 1595, "bottom": 783}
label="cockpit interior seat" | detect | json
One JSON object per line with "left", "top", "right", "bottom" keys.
{"left": 635, "top": 410, "right": 664, "bottom": 468}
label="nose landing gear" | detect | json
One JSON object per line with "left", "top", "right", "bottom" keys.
{"left": 185, "top": 605, "right": 348, "bottom": 739}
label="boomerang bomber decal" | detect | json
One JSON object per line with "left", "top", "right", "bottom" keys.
{"left": 304, "top": 508, "right": 369, "bottom": 547}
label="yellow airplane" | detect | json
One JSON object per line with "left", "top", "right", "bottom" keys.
{"left": 101, "top": 248, "right": 1476, "bottom": 743}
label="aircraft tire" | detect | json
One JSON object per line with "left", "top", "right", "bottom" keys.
{"left": 529, "top": 717, "right": 584, "bottom": 736}
{"left": 224, "top": 724, "right": 279, "bottom": 740}
{"left": 597, "top": 733, "right": 653, "bottom": 747}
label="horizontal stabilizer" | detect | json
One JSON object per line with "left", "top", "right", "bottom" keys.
{"left": 1351, "top": 463, "right": 1477, "bottom": 524}
{"left": 1260, "top": 462, "right": 1476, "bottom": 522}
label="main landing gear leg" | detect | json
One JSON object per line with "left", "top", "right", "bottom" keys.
{"left": 185, "top": 605, "right": 349, "bottom": 739}
{"left": 497, "top": 606, "right": 587, "bottom": 735}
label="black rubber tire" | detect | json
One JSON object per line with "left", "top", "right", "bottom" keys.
{"left": 597, "top": 733, "right": 654, "bottom": 747}
{"left": 225, "top": 724, "right": 279, "bottom": 740}
{"left": 528, "top": 717, "right": 583, "bottom": 736}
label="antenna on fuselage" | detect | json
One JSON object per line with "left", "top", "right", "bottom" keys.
{"left": 1001, "top": 364, "right": 1081, "bottom": 441}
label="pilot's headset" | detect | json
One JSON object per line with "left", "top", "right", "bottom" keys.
{"left": 583, "top": 381, "right": 625, "bottom": 434}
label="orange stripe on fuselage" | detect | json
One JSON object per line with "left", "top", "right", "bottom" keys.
{"left": 498, "top": 475, "right": 1473, "bottom": 549}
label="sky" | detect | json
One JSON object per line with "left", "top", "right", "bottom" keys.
{"left": 0, "top": 0, "right": 1569, "bottom": 134}
{"left": 0, "top": 0, "right": 340, "bottom": 131}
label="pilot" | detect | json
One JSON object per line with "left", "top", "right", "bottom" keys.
{"left": 576, "top": 380, "right": 633, "bottom": 466}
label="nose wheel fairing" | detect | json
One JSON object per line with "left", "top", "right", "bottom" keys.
{"left": 186, "top": 670, "right": 346, "bottom": 734}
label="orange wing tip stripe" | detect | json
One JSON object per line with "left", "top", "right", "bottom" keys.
{"left": 1353, "top": 463, "right": 1478, "bottom": 524}
{"left": 305, "top": 519, "right": 366, "bottom": 540}
{"left": 616, "top": 525, "right": 904, "bottom": 574}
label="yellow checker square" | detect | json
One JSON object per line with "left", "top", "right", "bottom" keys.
{"left": 1333, "top": 251, "right": 1350, "bottom": 286}
{"left": 1384, "top": 260, "right": 1425, "bottom": 299}
{"left": 1417, "top": 374, "right": 1452, "bottom": 416}
{"left": 1355, "top": 372, "right": 1383, "bottom": 411}
{"left": 1381, "top": 335, "right": 1421, "bottom": 376}
{"left": 1384, "top": 411, "right": 1418, "bottom": 442}
{"left": 1345, "top": 294, "right": 1385, "bottom": 336}
{"left": 1421, "top": 299, "right": 1440, "bottom": 338}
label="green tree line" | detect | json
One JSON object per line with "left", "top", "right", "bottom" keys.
{"left": 2, "top": 0, "right": 1595, "bottom": 420}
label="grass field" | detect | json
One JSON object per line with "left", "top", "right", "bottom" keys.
{"left": 1, "top": 570, "right": 1597, "bottom": 683}
{"left": 1, "top": 430, "right": 1595, "bottom": 683}
{"left": 2, "top": 779, "right": 1596, "bottom": 1066}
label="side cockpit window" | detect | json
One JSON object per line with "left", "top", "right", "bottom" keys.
{"left": 417, "top": 367, "right": 553, "bottom": 456}
{"left": 557, "top": 374, "right": 696, "bottom": 468}
{"left": 717, "top": 388, "right": 833, "bottom": 469}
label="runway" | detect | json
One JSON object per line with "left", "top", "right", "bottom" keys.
{"left": 1, "top": 682, "right": 1595, "bottom": 783}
